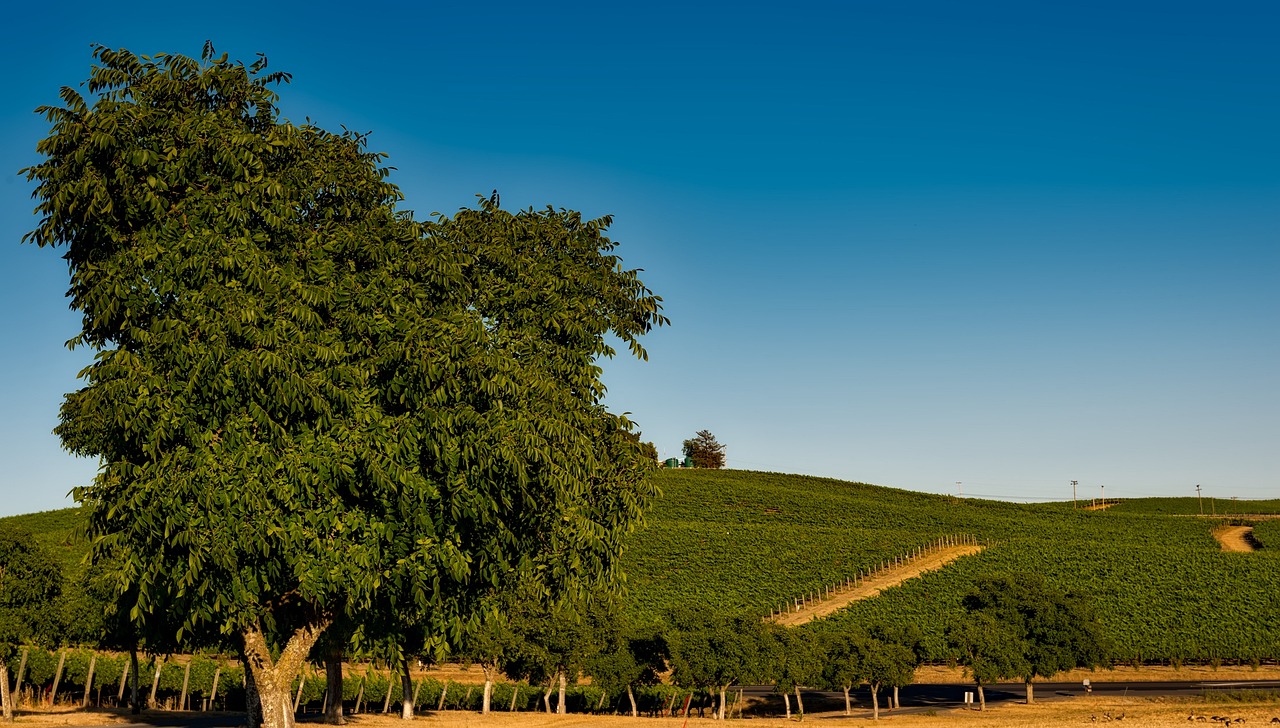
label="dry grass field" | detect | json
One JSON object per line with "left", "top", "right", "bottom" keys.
{"left": 9, "top": 695, "right": 1280, "bottom": 728}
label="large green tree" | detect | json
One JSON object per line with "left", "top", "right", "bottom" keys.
{"left": 25, "top": 44, "right": 664, "bottom": 728}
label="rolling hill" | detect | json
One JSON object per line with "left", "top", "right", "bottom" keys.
{"left": 5, "top": 470, "right": 1277, "bottom": 664}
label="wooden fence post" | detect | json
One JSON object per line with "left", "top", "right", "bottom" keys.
{"left": 14, "top": 649, "right": 28, "bottom": 707}
{"left": 49, "top": 650, "right": 67, "bottom": 706}
{"left": 209, "top": 667, "right": 221, "bottom": 711}
{"left": 180, "top": 661, "right": 191, "bottom": 711}
{"left": 149, "top": 656, "right": 164, "bottom": 709}
{"left": 82, "top": 654, "right": 98, "bottom": 708}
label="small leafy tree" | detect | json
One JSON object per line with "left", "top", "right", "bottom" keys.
{"left": 586, "top": 615, "right": 667, "bottom": 718}
{"left": 682, "top": 430, "right": 726, "bottom": 469}
{"left": 961, "top": 573, "right": 1109, "bottom": 704}
{"left": 0, "top": 528, "right": 64, "bottom": 722}
{"left": 946, "top": 611, "right": 1029, "bottom": 710}
{"left": 670, "top": 612, "right": 766, "bottom": 720}
{"left": 820, "top": 630, "right": 866, "bottom": 716}
{"left": 861, "top": 635, "right": 915, "bottom": 720}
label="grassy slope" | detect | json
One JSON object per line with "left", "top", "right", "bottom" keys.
{"left": 0, "top": 506, "right": 86, "bottom": 578}
{"left": 5, "top": 472, "right": 1276, "bottom": 662}
{"left": 621, "top": 469, "right": 1280, "bottom": 662}
{"left": 1107, "top": 497, "right": 1280, "bottom": 516}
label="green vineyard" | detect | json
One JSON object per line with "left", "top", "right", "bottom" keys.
{"left": 5, "top": 469, "right": 1278, "bottom": 665}
{"left": 622, "top": 470, "right": 1280, "bottom": 662}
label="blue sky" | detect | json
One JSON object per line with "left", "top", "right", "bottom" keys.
{"left": 2, "top": 1, "right": 1276, "bottom": 515}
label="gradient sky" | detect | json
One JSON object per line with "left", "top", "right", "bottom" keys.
{"left": 2, "top": 1, "right": 1276, "bottom": 516}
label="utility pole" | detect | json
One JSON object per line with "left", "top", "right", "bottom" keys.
{"left": 956, "top": 481, "right": 962, "bottom": 498}
{"left": 1100, "top": 484, "right": 1105, "bottom": 508}
{"left": 1196, "top": 484, "right": 1202, "bottom": 515}
{"left": 1071, "top": 480, "right": 1078, "bottom": 509}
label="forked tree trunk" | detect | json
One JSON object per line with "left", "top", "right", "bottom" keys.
{"left": 843, "top": 685, "right": 851, "bottom": 715}
{"left": 626, "top": 685, "right": 637, "bottom": 717}
{"left": 1025, "top": 681, "right": 1034, "bottom": 704}
{"left": 400, "top": 659, "right": 414, "bottom": 720}
{"left": 2, "top": 663, "right": 13, "bottom": 723}
{"left": 871, "top": 683, "right": 880, "bottom": 720}
{"left": 324, "top": 643, "right": 344, "bottom": 725}
{"left": 242, "top": 622, "right": 330, "bottom": 728}
{"left": 556, "top": 672, "right": 566, "bottom": 715}
{"left": 480, "top": 667, "right": 493, "bottom": 714}
{"left": 244, "top": 658, "right": 262, "bottom": 728}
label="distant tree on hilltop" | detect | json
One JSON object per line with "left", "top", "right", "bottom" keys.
{"left": 683, "top": 430, "right": 726, "bottom": 469}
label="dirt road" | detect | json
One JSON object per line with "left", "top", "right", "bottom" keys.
{"left": 1213, "top": 525, "right": 1256, "bottom": 552}
{"left": 772, "top": 544, "right": 984, "bottom": 627}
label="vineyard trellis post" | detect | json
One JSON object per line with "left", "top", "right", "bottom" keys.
{"left": 48, "top": 649, "right": 66, "bottom": 706}
{"left": 180, "top": 660, "right": 191, "bottom": 711}
{"left": 148, "top": 656, "right": 163, "bottom": 709}
{"left": 82, "top": 654, "right": 97, "bottom": 708}
{"left": 211, "top": 667, "right": 221, "bottom": 710}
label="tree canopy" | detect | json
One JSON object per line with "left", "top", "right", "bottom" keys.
{"left": 682, "top": 430, "right": 726, "bottom": 469}
{"left": 948, "top": 572, "right": 1108, "bottom": 707}
{"left": 24, "top": 44, "right": 664, "bottom": 728}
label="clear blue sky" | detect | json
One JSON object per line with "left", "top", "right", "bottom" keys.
{"left": 2, "top": 1, "right": 1276, "bottom": 515}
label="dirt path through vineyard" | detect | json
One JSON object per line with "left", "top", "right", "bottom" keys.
{"left": 772, "top": 544, "right": 983, "bottom": 627}
{"left": 1213, "top": 525, "right": 1256, "bottom": 552}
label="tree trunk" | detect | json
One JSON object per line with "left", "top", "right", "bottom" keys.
{"left": 481, "top": 667, "right": 493, "bottom": 715}
{"left": 871, "top": 683, "right": 880, "bottom": 720}
{"left": 1025, "top": 680, "right": 1034, "bottom": 705}
{"left": 244, "top": 657, "right": 262, "bottom": 728}
{"left": 556, "top": 672, "right": 566, "bottom": 715}
{"left": 977, "top": 684, "right": 986, "bottom": 711}
{"left": 843, "top": 686, "right": 851, "bottom": 715}
{"left": 49, "top": 650, "right": 66, "bottom": 707}
{"left": 13, "top": 650, "right": 27, "bottom": 707}
{"left": 327, "top": 642, "right": 348, "bottom": 721}
{"left": 718, "top": 686, "right": 727, "bottom": 720}
{"left": 782, "top": 691, "right": 791, "bottom": 719}
{"left": 626, "top": 685, "right": 637, "bottom": 717}
{"left": 242, "top": 621, "right": 330, "bottom": 728}
{"left": 541, "top": 681, "right": 551, "bottom": 713}
{"left": 400, "top": 658, "right": 414, "bottom": 719}
{"left": 893, "top": 684, "right": 899, "bottom": 710}
{"left": 129, "top": 649, "right": 140, "bottom": 715}
{"left": 794, "top": 685, "right": 805, "bottom": 719}
{"left": 83, "top": 654, "right": 97, "bottom": 708}
{"left": 1, "top": 663, "right": 12, "bottom": 723}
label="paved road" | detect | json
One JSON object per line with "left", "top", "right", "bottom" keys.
{"left": 731, "top": 678, "right": 1280, "bottom": 718}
